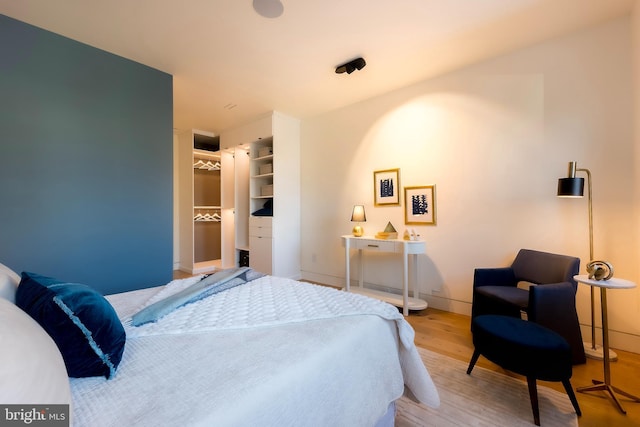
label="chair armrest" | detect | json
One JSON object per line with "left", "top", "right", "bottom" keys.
{"left": 473, "top": 267, "right": 516, "bottom": 288}
{"left": 528, "top": 282, "right": 586, "bottom": 364}
{"left": 527, "top": 282, "right": 576, "bottom": 325}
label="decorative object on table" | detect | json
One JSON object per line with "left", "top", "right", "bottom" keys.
{"left": 350, "top": 205, "right": 366, "bottom": 237}
{"left": 586, "top": 260, "right": 614, "bottom": 281}
{"left": 404, "top": 185, "right": 436, "bottom": 225}
{"left": 403, "top": 228, "right": 419, "bottom": 241}
{"left": 557, "top": 161, "right": 616, "bottom": 361}
{"left": 376, "top": 222, "right": 398, "bottom": 239}
{"left": 373, "top": 168, "right": 400, "bottom": 206}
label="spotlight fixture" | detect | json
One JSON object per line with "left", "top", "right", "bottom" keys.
{"left": 335, "top": 57, "right": 366, "bottom": 74}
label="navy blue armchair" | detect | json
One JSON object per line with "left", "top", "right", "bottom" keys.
{"left": 472, "top": 249, "right": 586, "bottom": 364}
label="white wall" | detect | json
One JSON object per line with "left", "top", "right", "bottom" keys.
{"left": 633, "top": 2, "right": 640, "bottom": 302}
{"left": 300, "top": 17, "right": 640, "bottom": 353}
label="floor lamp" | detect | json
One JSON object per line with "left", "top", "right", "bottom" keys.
{"left": 557, "top": 161, "right": 617, "bottom": 361}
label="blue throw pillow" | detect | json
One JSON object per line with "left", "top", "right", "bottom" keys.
{"left": 15, "top": 272, "right": 126, "bottom": 379}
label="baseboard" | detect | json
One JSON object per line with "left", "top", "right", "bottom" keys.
{"left": 579, "top": 324, "right": 640, "bottom": 355}
{"left": 423, "top": 294, "right": 472, "bottom": 316}
{"left": 300, "top": 271, "right": 345, "bottom": 288}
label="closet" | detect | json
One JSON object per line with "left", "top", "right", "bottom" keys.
{"left": 174, "top": 111, "right": 300, "bottom": 278}
{"left": 177, "top": 130, "right": 232, "bottom": 274}
{"left": 193, "top": 148, "right": 221, "bottom": 264}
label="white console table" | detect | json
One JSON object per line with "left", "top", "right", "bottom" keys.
{"left": 342, "top": 235, "right": 428, "bottom": 316}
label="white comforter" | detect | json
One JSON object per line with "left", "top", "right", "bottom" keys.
{"left": 70, "top": 276, "right": 439, "bottom": 427}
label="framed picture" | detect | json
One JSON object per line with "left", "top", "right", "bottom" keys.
{"left": 373, "top": 168, "right": 400, "bottom": 206}
{"left": 404, "top": 185, "right": 437, "bottom": 225}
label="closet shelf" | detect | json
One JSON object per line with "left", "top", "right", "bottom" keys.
{"left": 251, "top": 173, "right": 274, "bottom": 179}
{"left": 194, "top": 206, "right": 221, "bottom": 209}
{"left": 193, "top": 149, "right": 221, "bottom": 160}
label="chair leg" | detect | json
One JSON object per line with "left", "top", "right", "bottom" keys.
{"left": 527, "top": 376, "right": 541, "bottom": 426}
{"left": 466, "top": 349, "right": 481, "bottom": 375}
{"left": 562, "top": 379, "right": 582, "bottom": 416}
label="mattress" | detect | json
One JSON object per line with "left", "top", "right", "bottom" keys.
{"left": 69, "top": 275, "right": 439, "bottom": 426}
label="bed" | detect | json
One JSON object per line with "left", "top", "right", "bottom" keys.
{"left": 1, "top": 264, "right": 439, "bottom": 426}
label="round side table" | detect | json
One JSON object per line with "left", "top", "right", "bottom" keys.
{"left": 573, "top": 275, "right": 639, "bottom": 414}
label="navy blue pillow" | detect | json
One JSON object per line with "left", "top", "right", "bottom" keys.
{"left": 15, "top": 272, "right": 126, "bottom": 379}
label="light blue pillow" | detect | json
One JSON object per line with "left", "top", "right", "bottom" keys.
{"left": 16, "top": 272, "right": 126, "bottom": 379}
{"left": 132, "top": 267, "right": 260, "bottom": 326}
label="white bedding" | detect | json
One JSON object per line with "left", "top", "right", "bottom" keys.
{"left": 70, "top": 275, "right": 439, "bottom": 426}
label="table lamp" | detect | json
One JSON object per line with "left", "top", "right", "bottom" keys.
{"left": 350, "top": 205, "right": 366, "bottom": 237}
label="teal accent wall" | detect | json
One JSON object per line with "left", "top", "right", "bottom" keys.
{"left": 0, "top": 15, "right": 173, "bottom": 294}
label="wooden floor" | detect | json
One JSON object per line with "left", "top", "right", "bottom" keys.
{"left": 406, "top": 307, "right": 640, "bottom": 427}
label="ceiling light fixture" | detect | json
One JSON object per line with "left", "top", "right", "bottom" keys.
{"left": 335, "top": 57, "right": 366, "bottom": 74}
{"left": 253, "top": 0, "right": 284, "bottom": 18}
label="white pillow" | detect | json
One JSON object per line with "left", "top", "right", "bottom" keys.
{"left": 0, "top": 263, "right": 20, "bottom": 303}
{"left": 0, "top": 297, "right": 72, "bottom": 405}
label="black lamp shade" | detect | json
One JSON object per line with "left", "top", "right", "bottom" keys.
{"left": 557, "top": 177, "right": 584, "bottom": 197}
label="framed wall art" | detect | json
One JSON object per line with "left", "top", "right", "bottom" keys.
{"left": 404, "top": 185, "right": 436, "bottom": 225}
{"left": 373, "top": 168, "right": 400, "bottom": 206}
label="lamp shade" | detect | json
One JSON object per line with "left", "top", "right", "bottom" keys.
{"left": 557, "top": 177, "right": 585, "bottom": 197}
{"left": 350, "top": 205, "right": 366, "bottom": 222}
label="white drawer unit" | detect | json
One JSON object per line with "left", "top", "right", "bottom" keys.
{"left": 249, "top": 216, "right": 273, "bottom": 275}
{"left": 249, "top": 216, "right": 273, "bottom": 232}
{"left": 249, "top": 225, "right": 272, "bottom": 238}
{"left": 342, "top": 235, "right": 427, "bottom": 316}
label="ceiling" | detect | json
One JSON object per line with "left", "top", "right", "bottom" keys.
{"left": 0, "top": 0, "right": 635, "bottom": 133}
